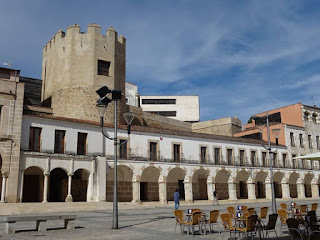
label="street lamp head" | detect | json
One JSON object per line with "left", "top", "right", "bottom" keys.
{"left": 123, "top": 112, "right": 135, "bottom": 135}
{"left": 271, "top": 128, "right": 281, "bottom": 138}
{"left": 96, "top": 104, "right": 108, "bottom": 117}
{"left": 123, "top": 112, "right": 135, "bottom": 125}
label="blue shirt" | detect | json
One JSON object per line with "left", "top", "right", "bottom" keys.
{"left": 174, "top": 192, "right": 180, "bottom": 202}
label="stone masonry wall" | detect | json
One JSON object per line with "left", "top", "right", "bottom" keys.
{"left": 106, "top": 181, "right": 132, "bottom": 202}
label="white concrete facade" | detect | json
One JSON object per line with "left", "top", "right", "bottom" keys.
{"left": 139, "top": 95, "right": 200, "bottom": 122}
{"left": 15, "top": 115, "right": 320, "bottom": 203}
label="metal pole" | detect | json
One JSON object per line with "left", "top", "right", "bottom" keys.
{"left": 112, "top": 100, "right": 118, "bottom": 229}
{"left": 266, "top": 112, "right": 277, "bottom": 214}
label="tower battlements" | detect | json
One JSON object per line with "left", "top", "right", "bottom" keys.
{"left": 43, "top": 24, "right": 126, "bottom": 52}
{"left": 41, "top": 23, "right": 127, "bottom": 124}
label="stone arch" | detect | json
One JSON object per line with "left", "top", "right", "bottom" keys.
{"left": 289, "top": 172, "right": 300, "bottom": 198}
{"left": 72, "top": 169, "right": 89, "bottom": 202}
{"left": 304, "top": 173, "right": 314, "bottom": 198}
{"left": 22, "top": 166, "right": 44, "bottom": 202}
{"left": 235, "top": 170, "right": 250, "bottom": 199}
{"left": 254, "top": 171, "right": 268, "bottom": 199}
{"left": 167, "top": 167, "right": 186, "bottom": 201}
{"left": 215, "top": 169, "right": 230, "bottom": 200}
{"left": 106, "top": 165, "right": 133, "bottom": 202}
{"left": 49, "top": 168, "right": 68, "bottom": 202}
{"left": 274, "top": 171, "right": 285, "bottom": 198}
{"left": 192, "top": 168, "right": 209, "bottom": 200}
{"left": 140, "top": 166, "right": 160, "bottom": 201}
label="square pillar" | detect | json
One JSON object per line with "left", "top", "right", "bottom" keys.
{"left": 297, "top": 180, "right": 305, "bottom": 199}
{"left": 228, "top": 179, "right": 237, "bottom": 200}
{"left": 158, "top": 176, "right": 167, "bottom": 204}
{"left": 281, "top": 179, "right": 290, "bottom": 199}
{"left": 247, "top": 178, "right": 256, "bottom": 200}
{"left": 131, "top": 175, "right": 141, "bottom": 203}
{"left": 184, "top": 176, "right": 193, "bottom": 202}
{"left": 311, "top": 181, "right": 319, "bottom": 198}
{"left": 265, "top": 178, "right": 272, "bottom": 200}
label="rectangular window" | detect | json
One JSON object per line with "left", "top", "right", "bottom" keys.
{"left": 54, "top": 130, "right": 65, "bottom": 154}
{"left": 240, "top": 150, "right": 245, "bottom": 166}
{"left": 299, "top": 134, "right": 304, "bottom": 148}
{"left": 302, "top": 159, "right": 306, "bottom": 169}
{"left": 273, "top": 153, "right": 277, "bottom": 167}
{"left": 119, "top": 140, "right": 127, "bottom": 159}
{"left": 200, "top": 147, "right": 207, "bottom": 163}
{"left": 262, "top": 152, "right": 267, "bottom": 166}
{"left": 29, "top": 127, "right": 41, "bottom": 152}
{"left": 308, "top": 135, "right": 313, "bottom": 149}
{"left": 227, "top": 149, "right": 233, "bottom": 165}
{"left": 173, "top": 144, "right": 181, "bottom": 162}
{"left": 214, "top": 148, "right": 220, "bottom": 164}
{"left": 77, "top": 132, "right": 87, "bottom": 155}
{"left": 290, "top": 132, "right": 295, "bottom": 147}
{"left": 282, "top": 154, "right": 287, "bottom": 168}
{"left": 292, "top": 154, "right": 296, "bottom": 168}
{"left": 97, "top": 60, "right": 111, "bottom": 76}
{"left": 142, "top": 99, "right": 176, "bottom": 104}
{"left": 251, "top": 151, "right": 256, "bottom": 166}
{"left": 317, "top": 136, "right": 320, "bottom": 149}
{"left": 149, "top": 142, "right": 157, "bottom": 161}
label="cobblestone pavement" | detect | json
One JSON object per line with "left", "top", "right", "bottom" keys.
{"left": 0, "top": 199, "right": 317, "bottom": 240}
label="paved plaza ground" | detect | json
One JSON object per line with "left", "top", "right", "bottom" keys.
{"left": 0, "top": 199, "right": 318, "bottom": 239}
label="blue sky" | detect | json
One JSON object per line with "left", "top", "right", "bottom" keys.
{"left": 1, "top": 0, "right": 320, "bottom": 124}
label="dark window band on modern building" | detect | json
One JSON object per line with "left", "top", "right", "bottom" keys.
{"left": 147, "top": 111, "right": 177, "bottom": 117}
{"left": 142, "top": 99, "right": 176, "bottom": 104}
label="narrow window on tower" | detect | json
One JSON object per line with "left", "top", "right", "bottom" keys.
{"left": 97, "top": 60, "right": 111, "bottom": 76}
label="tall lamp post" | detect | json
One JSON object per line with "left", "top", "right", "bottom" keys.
{"left": 252, "top": 113, "right": 281, "bottom": 214}
{"left": 96, "top": 86, "right": 135, "bottom": 229}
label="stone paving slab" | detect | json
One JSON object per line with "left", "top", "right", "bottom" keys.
{"left": 0, "top": 199, "right": 317, "bottom": 239}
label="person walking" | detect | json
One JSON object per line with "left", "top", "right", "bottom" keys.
{"left": 174, "top": 189, "right": 180, "bottom": 210}
{"left": 213, "top": 189, "right": 219, "bottom": 205}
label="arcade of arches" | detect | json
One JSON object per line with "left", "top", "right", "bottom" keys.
{"left": 21, "top": 166, "right": 90, "bottom": 203}
{"left": 11, "top": 164, "right": 320, "bottom": 203}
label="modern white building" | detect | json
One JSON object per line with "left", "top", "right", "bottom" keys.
{"left": 139, "top": 95, "right": 200, "bottom": 123}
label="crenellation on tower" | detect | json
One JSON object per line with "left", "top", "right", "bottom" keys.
{"left": 41, "top": 23, "right": 126, "bottom": 124}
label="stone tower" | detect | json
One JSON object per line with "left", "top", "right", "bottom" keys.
{"left": 41, "top": 23, "right": 126, "bottom": 124}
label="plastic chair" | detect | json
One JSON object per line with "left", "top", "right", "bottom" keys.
{"left": 259, "top": 207, "right": 269, "bottom": 221}
{"left": 192, "top": 208, "right": 201, "bottom": 213}
{"left": 262, "top": 213, "right": 278, "bottom": 239}
{"left": 236, "top": 215, "right": 258, "bottom": 240}
{"left": 208, "top": 210, "right": 220, "bottom": 234}
{"left": 248, "top": 207, "right": 255, "bottom": 217}
{"left": 311, "top": 203, "right": 318, "bottom": 212}
{"left": 277, "top": 208, "right": 288, "bottom": 232}
{"left": 227, "top": 206, "right": 236, "bottom": 219}
{"left": 220, "top": 213, "right": 237, "bottom": 239}
{"left": 174, "top": 209, "right": 187, "bottom": 234}
{"left": 300, "top": 205, "right": 308, "bottom": 213}
{"left": 280, "top": 203, "right": 287, "bottom": 210}
{"left": 242, "top": 206, "right": 248, "bottom": 213}
{"left": 184, "top": 211, "right": 203, "bottom": 235}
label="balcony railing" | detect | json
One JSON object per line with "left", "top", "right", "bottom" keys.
{"left": 111, "top": 153, "right": 314, "bottom": 171}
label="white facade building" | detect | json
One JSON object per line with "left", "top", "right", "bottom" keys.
{"left": 140, "top": 95, "right": 200, "bottom": 122}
